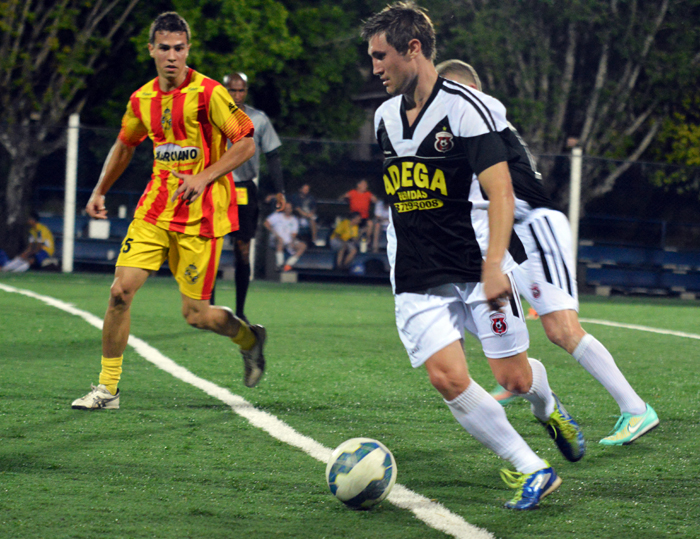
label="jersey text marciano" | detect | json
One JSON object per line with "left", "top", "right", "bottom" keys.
{"left": 375, "top": 77, "right": 523, "bottom": 294}
{"left": 119, "top": 68, "right": 254, "bottom": 239}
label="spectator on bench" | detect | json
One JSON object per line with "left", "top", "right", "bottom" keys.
{"left": 339, "top": 179, "right": 377, "bottom": 246}
{"left": 264, "top": 202, "right": 307, "bottom": 272}
{"left": 289, "top": 183, "right": 319, "bottom": 246}
{"left": 330, "top": 212, "right": 362, "bottom": 270}
{"left": 1, "top": 212, "right": 57, "bottom": 273}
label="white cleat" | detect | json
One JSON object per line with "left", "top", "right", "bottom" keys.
{"left": 72, "top": 384, "right": 120, "bottom": 410}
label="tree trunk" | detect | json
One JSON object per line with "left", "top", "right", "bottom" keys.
{"left": 1, "top": 140, "right": 41, "bottom": 258}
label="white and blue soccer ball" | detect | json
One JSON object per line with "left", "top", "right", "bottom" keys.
{"left": 325, "top": 437, "right": 397, "bottom": 509}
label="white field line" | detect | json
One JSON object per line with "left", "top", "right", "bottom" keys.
{"left": 579, "top": 317, "right": 700, "bottom": 340}
{"left": 0, "top": 282, "right": 495, "bottom": 539}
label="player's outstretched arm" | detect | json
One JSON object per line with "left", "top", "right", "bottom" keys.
{"left": 171, "top": 137, "right": 255, "bottom": 205}
{"left": 86, "top": 139, "right": 136, "bottom": 219}
{"left": 478, "top": 161, "right": 515, "bottom": 311}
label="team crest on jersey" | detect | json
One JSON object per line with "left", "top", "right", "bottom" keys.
{"left": 184, "top": 264, "right": 199, "bottom": 284}
{"left": 489, "top": 312, "right": 508, "bottom": 336}
{"left": 161, "top": 108, "right": 172, "bottom": 131}
{"left": 531, "top": 284, "right": 541, "bottom": 299}
{"left": 434, "top": 130, "right": 454, "bottom": 153}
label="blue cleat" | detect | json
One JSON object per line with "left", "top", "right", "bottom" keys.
{"left": 501, "top": 463, "right": 562, "bottom": 510}
{"left": 540, "top": 393, "right": 585, "bottom": 462}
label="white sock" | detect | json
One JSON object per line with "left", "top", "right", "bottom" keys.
{"left": 445, "top": 381, "right": 547, "bottom": 474}
{"left": 518, "top": 358, "right": 555, "bottom": 422}
{"left": 573, "top": 334, "right": 646, "bottom": 415}
{"left": 286, "top": 255, "right": 299, "bottom": 267}
{"left": 275, "top": 251, "right": 284, "bottom": 267}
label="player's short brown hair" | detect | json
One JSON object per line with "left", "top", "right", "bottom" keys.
{"left": 149, "top": 12, "right": 191, "bottom": 44}
{"left": 361, "top": 1, "right": 436, "bottom": 61}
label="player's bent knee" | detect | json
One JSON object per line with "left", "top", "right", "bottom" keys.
{"left": 183, "top": 309, "right": 207, "bottom": 330}
{"left": 181, "top": 303, "right": 209, "bottom": 330}
{"left": 495, "top": 369, "right": 532, "bottom": 395}
{"left": 109, "top": 283, "right": 135, "bottom": 310}
{"left": 427, "top": 367, "right": 469, "bottom": 400}
{"left": 541, "top": 311, "right": 585, "bottom": 353}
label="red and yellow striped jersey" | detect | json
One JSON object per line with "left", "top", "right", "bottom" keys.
{"left": 118, "top": 68, "right": 254, "bottom": 238}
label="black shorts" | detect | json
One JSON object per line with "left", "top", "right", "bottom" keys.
{"left": 233, "top": 181, "right": 259, "bottom": 242}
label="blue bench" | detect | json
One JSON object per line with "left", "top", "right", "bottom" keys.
{"left": 578, "top": 243, "right": 665, "bottom": 267}
{"left": 582, "top": 244, "right": 700, "bottom": 296}
{"left": 42, "top": 215, "right": 131, "bottom": 240}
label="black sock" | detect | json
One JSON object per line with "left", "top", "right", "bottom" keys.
{"left": 235, "top": 261, "right": 251, "bottom": 320}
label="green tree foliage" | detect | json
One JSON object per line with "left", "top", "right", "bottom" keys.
{"left": 428, "top": 0, "right": 700, "bottom": 205}
{"left": 651, "top": 92, "right": 700, "bottom": 194}
{"left": 88, "top": 0, "right": 367, "bottom": 139}
{"left": 0, "top": 0, "right": 140, "bottom": 254}
{"left": 136, "top": 0, "right": 303, "bottom": 80}
{"left": 268, "top": 0, "right": 367, "bottom": 138}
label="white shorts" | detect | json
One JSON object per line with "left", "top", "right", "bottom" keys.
{"left": 394, "top": 278, "right": 529, "bottom": 368}
{"left": 513, "top": 208, "right": 578, "bottom": 316}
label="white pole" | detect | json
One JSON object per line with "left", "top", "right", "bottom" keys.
{"left": 62, "top": 113, "right": 79, "bottom": 273}
{"left": 569, "top": 147, "right": 583, "bottom": 268}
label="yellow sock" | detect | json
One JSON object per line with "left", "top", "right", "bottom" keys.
{"left": 231, "top": 321, "right": 256, "bottom": 351}
{"left": 99, "top": 356, "right": 123, "bottom": 395}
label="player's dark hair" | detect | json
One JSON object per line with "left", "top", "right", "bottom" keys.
{"left": 349, "top": 212, "right": 362, "bottom": 220}
{"left": 436, "top": 59, "right": 482, "bottom": 91}
{"left": 222, "top": 72, "right": 248, "bottom": 88}
{"left": 149, "top": 12, "right": 191, "bottom": 44}
{"left": 29, "top": 210, "right": 40, "bottom": 221}
{"left": 360, "top": 1, "right": 436, "bottom": 61}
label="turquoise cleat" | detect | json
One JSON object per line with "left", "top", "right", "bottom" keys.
{"left": 600, "top": 404, "right": 659, "bottom": 446}
{"left": 490, "top": 383, "right": 518, "bottom": 406}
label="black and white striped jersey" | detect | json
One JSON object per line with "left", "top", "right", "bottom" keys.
{"left": 375, "top": 76, "right": 518, "bottom": 294}
{"left": 501, "top": 124, "right": 557, "bottom": 221}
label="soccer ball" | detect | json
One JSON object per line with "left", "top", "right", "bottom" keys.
{"left": 325, "top": 437, "right": 397, "bottom": 509}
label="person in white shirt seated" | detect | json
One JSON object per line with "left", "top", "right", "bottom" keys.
{"left": 264, "top": 202, "right": 307, "bottom": 272}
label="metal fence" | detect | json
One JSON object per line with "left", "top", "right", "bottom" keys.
{"left": 26, "top": 123, "right": 700, "bottom": 253}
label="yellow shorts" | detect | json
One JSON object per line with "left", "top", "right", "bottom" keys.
{"left": 116, "top": 219, "right": 223, "bottom": 300}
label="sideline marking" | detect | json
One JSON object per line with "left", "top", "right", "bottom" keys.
{"left": 579, "top": 318, "right": 700, "bottom": 341}
{"left": 0, "top": 282, "right": 494, "bottom": 539}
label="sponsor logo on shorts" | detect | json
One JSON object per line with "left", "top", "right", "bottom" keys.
{"left": 155, "top": 143, "right": 201, "bottom": 164}
{"left": 531, "top": 284, "right": 541, "bottom": 299}
{"left": 184, "top": 264, "right": 200, "bottom": 284}
{"left": 490, "top": 312, "right": 508, "bottom": 336}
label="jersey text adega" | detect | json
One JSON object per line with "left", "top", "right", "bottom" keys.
{"left": 383, "top": 161, "right": 447, "bottom": 197}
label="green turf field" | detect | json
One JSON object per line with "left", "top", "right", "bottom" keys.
{"left": 1, "top": 273, "right": 697, "bottom": 538}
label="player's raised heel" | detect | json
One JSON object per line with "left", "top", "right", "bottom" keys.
{"left": 599, "top": 404, "right": 659, "bottom": 446}
{"left": 501, "top": 463, "right": 561, "bottom": 510}
{"left": 241, "top": 324, "right": 266, "bottom": 387}
{"left": 71, "top": 384, "right": 120, "bottom": 410}
{"left": 540, "top": 393, "right": 586, "bottom": 462}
